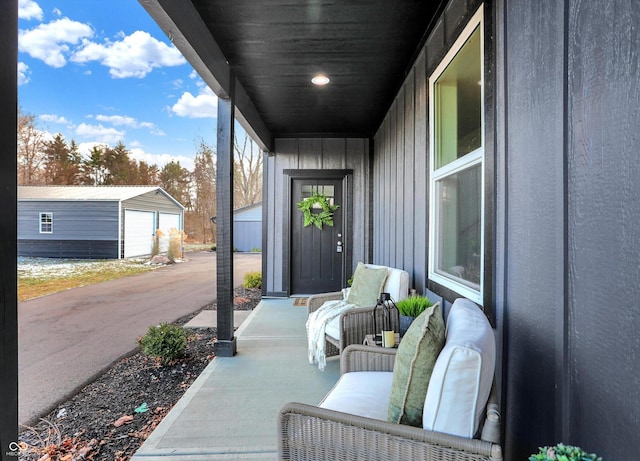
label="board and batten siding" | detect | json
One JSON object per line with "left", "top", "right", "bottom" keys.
{"left": 373, "top": 49, "right": 428, "bottom": 295}
{"left": 17, "top": 200, "right": 120, "bottom": 258}
{"left": 498, "top": 0, "right": 640, "bottom": 459}
{"left": 372, "top": 0, "right": 640, "bottom": 459}
{"left": 264, "top": 138, "right": 370, "bottom": 296}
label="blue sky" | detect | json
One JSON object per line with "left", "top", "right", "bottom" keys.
{"left": 18, "top": 0, "right": 219, "bottom": 171}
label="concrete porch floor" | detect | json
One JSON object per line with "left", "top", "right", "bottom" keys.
{"left": 131, "top": 298, "right": 340, "bottom": 460}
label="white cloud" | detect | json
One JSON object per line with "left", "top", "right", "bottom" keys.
{"left": 95, "top": 114, "right": 137, "bottom": 127}
{"left": 77, "top": 141, "right": 109, "bottom": 158}
{"left": 40, "top": 114, "right": 71, "bottom": 124}
{"left": 129, "top": 148, "right": 194, "bottom": 171}
{"left": 19, "top": 17, "right": 94, "bottom": 68}
{"left": 71, "top": 30, "right": 186, "bottom": 78}
{"left": 75, "top": 123, "right": 124, "bottom": 144}
{"left": 170, "top": 87, "right": 218, "bottom": 118}
{"left": 93, "top": 114, "right": 165, "bottom": 136}
{"left": 18, "top": 62, "right": 30, "bottom": 85}
{"left": 52, "top": 7, "right": 62, "bottom": 17}
{"left": 18, "top": 0, "right": 43, "bottom": 20}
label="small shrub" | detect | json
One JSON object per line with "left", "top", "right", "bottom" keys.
{"left": 347, "top": 275, "right": 354, "bottom": 287}
{"left": 243, "top": 271, "right": 262, "bottom": 289}
{"left": 529, "top": 443, "right": 601, "bottom": 461}
{"left": 250, "top": 247, "right": 261, "bottom": 253}
{"left": 211, "top": 244, "right": 217, "bottom": 251}
{"left": 396, "top": 295, "right": 433, "bottom": 318}
{"left": 138, "top": 323, "right": 187, "bottom": 364}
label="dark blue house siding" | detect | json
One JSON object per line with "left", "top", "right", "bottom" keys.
{"left": 18, "top": 201, "right": 119, "bottom": 259}
{"left": 499, "top": 1, "right": 640, "bottom": 459}
{"left": 370, "top": 0, "right": 640, "bottom": 459}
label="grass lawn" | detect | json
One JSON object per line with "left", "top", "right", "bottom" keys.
{"left": 18, "top": 258, "right": 158, "bottom": 302}
{"left": 18, "top": 246, "right": 216, "bottom": 302}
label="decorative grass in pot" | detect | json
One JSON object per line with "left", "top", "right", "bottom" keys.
{"left": 396, "top": 295, "right": 433, "bottom": 336}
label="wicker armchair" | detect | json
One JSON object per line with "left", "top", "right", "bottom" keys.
{"left": 278, "top": 346, "right": 503, "bottom": 461}
{"left": 307, "top": 265, "right": 409, "bottom": 358}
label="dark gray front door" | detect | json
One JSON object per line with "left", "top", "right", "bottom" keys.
{"left": 291, "top": 178, "right": 344, "bottom": 294}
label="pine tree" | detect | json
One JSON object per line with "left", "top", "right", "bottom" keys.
{"left": 104, "top": 141, "right": 133, "bottom": 185}
{"left": 83, "top": 145, "right": 107, "bottom": 185}
{"left": 160, "top": 161, "right": 191, "bottom": 208}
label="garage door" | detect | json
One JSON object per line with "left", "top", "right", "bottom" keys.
{"left": 159, "top": 212, "right": 181, "bottom": 252}
{"left": 124, "top": 210, "right": 155, "bottom": 258}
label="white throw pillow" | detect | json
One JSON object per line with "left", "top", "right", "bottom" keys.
{"left": 422, "top": 298, "right": 495, "bottom": 438}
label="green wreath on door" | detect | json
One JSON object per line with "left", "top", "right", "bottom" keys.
{"left": 296, "top": 192, "right": 340, "bottom": 230}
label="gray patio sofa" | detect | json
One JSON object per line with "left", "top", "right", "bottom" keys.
{"left": 279, "top": 298, "right": 503, "bottom": 461}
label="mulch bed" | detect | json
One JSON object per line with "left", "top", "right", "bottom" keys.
{"left": 18, "top": 287, "right": 262, "bottom": 461}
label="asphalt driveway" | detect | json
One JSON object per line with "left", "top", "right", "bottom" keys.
{"left": 18, "top": 252, "right": 262, "bottom": 425}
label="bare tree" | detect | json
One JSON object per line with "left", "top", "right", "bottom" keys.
{"left": 189, "top": 139, "right": 217, "bottom": 243}
{"left": 17, "top": 106, "right": 46, "bottom": 184}
{"left": 233, "top": 132, "right": 263, "bottom": 208}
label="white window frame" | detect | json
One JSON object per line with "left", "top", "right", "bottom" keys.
{"left": 428, "top": 7, "right": 485, "bottom": 305}
{"left": 39, "top": 212, "right": 53, "bottom": 234}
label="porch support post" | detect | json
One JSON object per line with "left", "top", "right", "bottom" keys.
{"left": 1, "top": 0, "right": 18, "bottom": 457}
{"left": 214, "top": 74, "right": 237, "bottom": 357}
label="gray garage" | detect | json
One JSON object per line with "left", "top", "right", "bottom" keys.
{"left": 233, "top": 202, "right": 262, "bottom": 252}
{"left": 18, "top": 186, "right": 184, "bottom": 259}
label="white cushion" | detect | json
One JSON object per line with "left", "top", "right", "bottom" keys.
{"left": 361, "top": 264, "right": 409, "bottom": 302}
{"left": 422, "top": 298, "right": 495, "bottom": 438}
{"left": 319, "top": 371, "right": 393, "bottom": 421}
{"left": 325, "top": 315, "right": 340, "bottom": 340}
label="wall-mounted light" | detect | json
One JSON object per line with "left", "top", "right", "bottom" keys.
{"left": 311, "top": 74, "right": 330, "bottom": 86}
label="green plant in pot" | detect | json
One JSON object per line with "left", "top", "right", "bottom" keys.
{"left": 529, "top": 443, "right": 601, "bottom": 461}
{"left": 396, "top": 295, "right": 433, "bottom": 337}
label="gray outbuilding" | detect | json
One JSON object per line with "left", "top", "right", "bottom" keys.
{"left": 233, "top": 202, "right": 262, "bottom": 252}
{"left": 18, "top": 186, "right": 184, "bottom": 259}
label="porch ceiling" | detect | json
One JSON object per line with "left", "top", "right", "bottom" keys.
{"left": 140, "top": 0, "right": 444, "bottom": 149}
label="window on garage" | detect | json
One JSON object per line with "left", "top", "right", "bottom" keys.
{"left": 39, "top": 212, "right": 53, "bottom": 234}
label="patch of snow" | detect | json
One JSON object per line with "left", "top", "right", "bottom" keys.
{"left": 17, "top": 257, "right": 152, "bottom": 278}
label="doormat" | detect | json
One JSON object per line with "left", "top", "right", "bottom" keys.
{"left": 292, "top": 297, "right": 308, "bottom": 307}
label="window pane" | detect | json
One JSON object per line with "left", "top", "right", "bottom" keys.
{"left": 434, "top": 26, "right": 481, "bottom": 169}
{"left": 40, "top": 213, "right": 52, "bottom": 233}
{"left": 320, "top": 185, "right": 334, "bottom": 197}
{"left": 434, "top": 163, "right": 481, "bottom": 289}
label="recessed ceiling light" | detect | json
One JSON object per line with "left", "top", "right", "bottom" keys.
{"left": 311, "top": 75, "right": 330, "bottom": 86}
